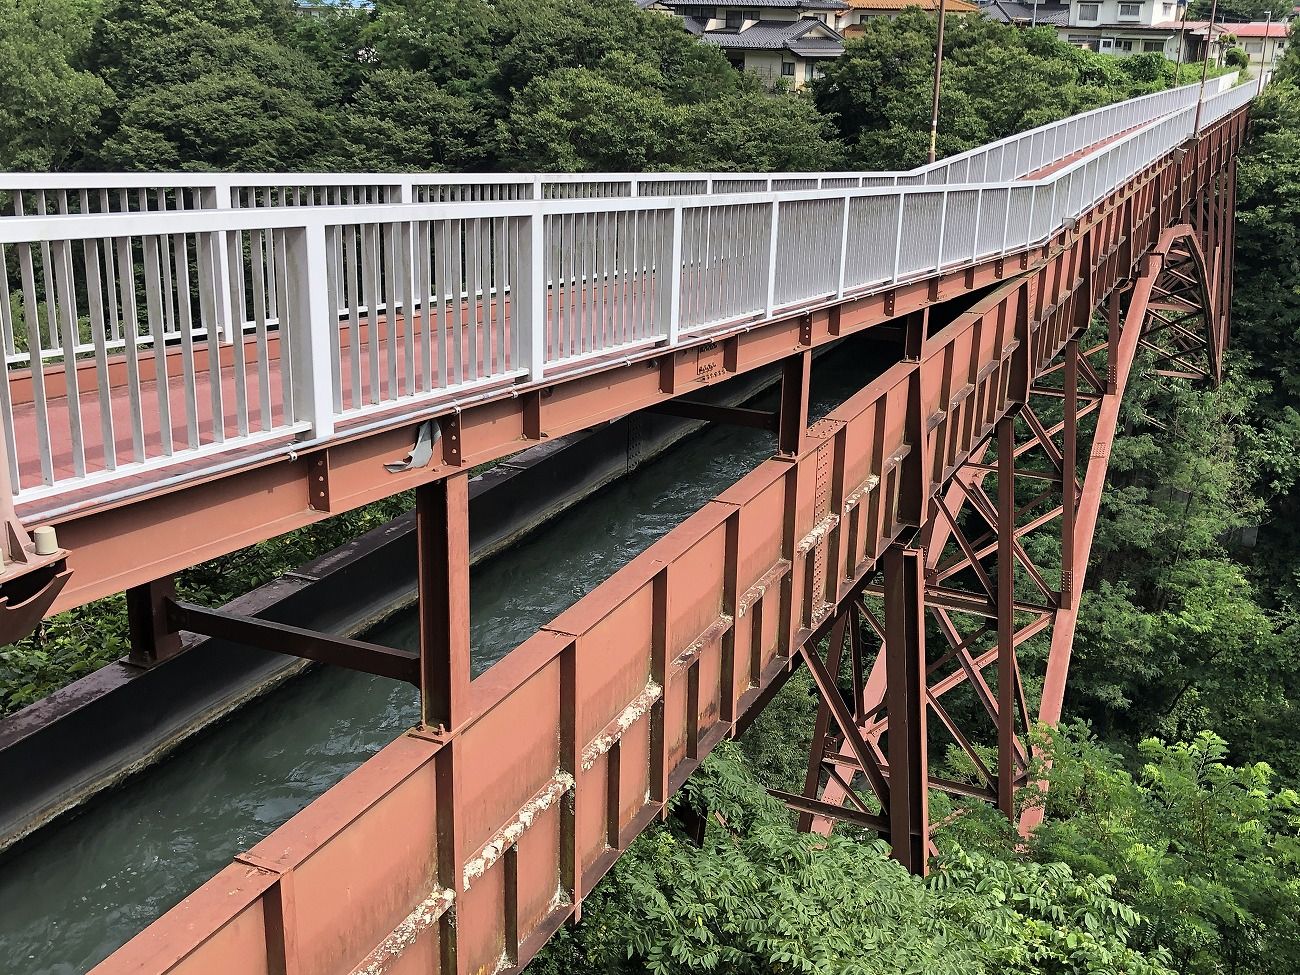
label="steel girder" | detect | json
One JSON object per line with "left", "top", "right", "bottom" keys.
{"left": 90, "top": 109, "right": 1246, "bottom": 974}
{"left": 789, "top": 210, "right": 1229, "bottom": 867}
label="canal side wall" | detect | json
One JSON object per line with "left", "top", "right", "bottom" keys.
{"left": 0, "top": 369, "right": 780, "bottom": 854}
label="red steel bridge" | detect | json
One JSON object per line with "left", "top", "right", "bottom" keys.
{"left": 0, "top": 76, "right": 1251, "bottom": 974}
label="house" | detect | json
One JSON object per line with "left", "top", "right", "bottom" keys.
{"left": 657, "top": 0, "right": 849, "bottom": 86}
{"left": 977, "top": 0, "right": 1072, "bottom": 29}
{"left": 1190, "top": 21, "right": 1291, "bottom": 73}
{"left": 836, "top": 0, "right": 979, "bottom": 32}
{"left": 1053, "top": 0, "right": 1189, "bottom": 57}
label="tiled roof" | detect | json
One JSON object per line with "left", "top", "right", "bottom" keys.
{"left": 661, "top": 0, "right": 848, "bottom": 8}
{"left": 845, "top": 0, "right": 979, "bottom": 9}
{"left": 688, "top": 17, "right": 846, "bottom": 52}
{"left": 979, "top": 0, "right": 1069, "bottom": 25}
{"left": 1191, "top": 21, "right": 1291, "bottom": 37}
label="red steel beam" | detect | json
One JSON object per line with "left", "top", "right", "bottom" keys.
{"left": 88, "top": 106, "right": 1248, "bottom": 975}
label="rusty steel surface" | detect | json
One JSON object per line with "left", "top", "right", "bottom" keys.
{"left": 804, "top": 118, "right": 1239, "bottom": 840}
{"left": 89, "top": 106, "right": 1246, "bottom": 975}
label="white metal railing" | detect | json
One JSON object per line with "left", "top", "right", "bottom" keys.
{"left": 0, "top": 80, "right": 1252, "bottom": 506}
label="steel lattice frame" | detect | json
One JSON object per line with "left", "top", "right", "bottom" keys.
{"left": 787, "top": 189, "right": 1233, "bottom": 867}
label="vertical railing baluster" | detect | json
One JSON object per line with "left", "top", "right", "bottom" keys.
{"left": 173, "top": 233, "right": 200, "bottom": 449}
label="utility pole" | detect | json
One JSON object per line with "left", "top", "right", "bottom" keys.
{"left": 1256, "top": 11, "right": 1271, "bottom": 94}
{"left": 1175, "top": 0, "right": 1189, "bottom": 82}
{"left": 927, "top": 0, "right": 948, "bottom": 164}
{"left": 1193, "top": 0, "right": 1218, "bottom": 136}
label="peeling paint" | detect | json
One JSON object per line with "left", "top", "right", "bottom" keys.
{"left": 352, "top": 887, "right": 455, "bottom": 975}
{"left": 796, "top": 512, "right": 840, "bottom": 555}
{"left": 670, "top": 615, "right": 732, "bottom": 674}
{"left": 738, "top": 560, "right": 791, "bottom": 618}
{"left": 843, "top": 474, "right": 881, "bottom": 512}
{"left": 581, "top": 681, "right": 662, "bottom": 771}
{"left": 462, "top": 773, "right": 575, "bottom": 890}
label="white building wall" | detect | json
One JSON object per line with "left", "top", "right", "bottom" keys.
{"left": 1058, "top": 24, "right": 1177, "bottom": 56}
{"left": 1067, "top": 0, "right": 1180, "bottom": 28}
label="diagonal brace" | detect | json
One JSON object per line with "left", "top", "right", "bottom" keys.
{"left": 165, "top": 599, "right": 421, "bottom": 684}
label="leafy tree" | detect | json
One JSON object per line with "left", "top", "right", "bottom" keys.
{"left": 88, "top": 0, "right": 342, "bottom": 170}
{"left": 1188, "top": 0, "right": 1292, "bottom": 21}
{"left": 950, "top": 728, "right": 1300, "bottom": 975}
{"left": 347, "top": 0, "right": 842, "bottom": 172}
{"left": 0, "top": 0, "right": 112, "bottom": 170}
{"left": 534, "top": 743, "right": 1174, "bottom": 975}
{"left": 813, "top": 14, "right": 1185, "bottom": 169}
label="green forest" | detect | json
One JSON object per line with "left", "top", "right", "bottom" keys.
{"left": 3, "top": 1, "right": 1300, "bottom": 972}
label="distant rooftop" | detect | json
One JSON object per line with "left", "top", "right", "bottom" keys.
{"left": 979, "top": 0, "right": 1070, "bottom": 25}
{"left": 1190, "top": 21, "right": 1292, "bottom": 37}
{"left": 661, "top": 0, "right": 849, "bottom": 8}
{"left": 846, "top": 0, "right": 980, "bottom": 8}
{"left": 683, "top": 16, "right": 846, "bottom": 52}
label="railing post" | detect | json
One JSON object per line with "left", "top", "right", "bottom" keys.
{"left": 287, "top": 223, "right": 336, "bottom": 441}
{"left": 667, "top": 205, "right": 683, "bottom": 344}
{"left": 891, "top": 192, "right": 906, "bottom": 283}
{"left": 522, "top": 207, "right": 547, "bottom": 382}
{"left": 836, "top": 194, "right": 851, "bottom": 299}
{"left": 202, "top": 182, "right": 236, "bottom": 342}
{"left": 934, "top": 188, "right": 949, "bottom": 271}
{"left": 764, "top": 200, "right": 780, "bottom": 319}
{"left": 0, "top": 421, "right": 21, "bottom": 563}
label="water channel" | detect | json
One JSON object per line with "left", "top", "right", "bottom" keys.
{"left": 0, "top": 344, "right": 879, "bottom": 974}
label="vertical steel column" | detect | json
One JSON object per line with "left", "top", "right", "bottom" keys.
{"left": 416, "top": 473, "right": 470, "bottom": 974}
{"left": 417, "top": 474, "right": 471, "bottom": 733}
{"left": 778, "top": 350, "right": 812, "bottom": 456}
{"left": 995, "top": 415, "right": 1017, "bottom": 819}
{"left": 883, "top": 545, "right": 927, "bottom": 874}
{"left": 1060, "top": 340, "right": 1078, "bottom": 609}
{"left": 126, "top": 577, "right": 182, "bottom": 668}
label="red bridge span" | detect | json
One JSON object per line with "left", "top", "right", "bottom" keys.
{"left": 0, "top": 80, "right": 1251, "bottom": 974}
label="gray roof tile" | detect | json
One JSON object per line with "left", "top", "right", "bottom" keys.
{"left": 694, "top": 18, "right": 845, "bottom": 51}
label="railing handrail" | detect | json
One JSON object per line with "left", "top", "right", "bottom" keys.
{"left": 0, "top": 79, "right": 1253, "bottom": 507}
{"left": 0, "top": 84, "right": 1252, "bottom": 246}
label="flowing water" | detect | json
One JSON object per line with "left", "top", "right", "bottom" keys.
{"left": 0, "top": 347, "right": 877, "bottom": 974}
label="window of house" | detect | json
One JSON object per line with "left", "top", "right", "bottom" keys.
{"left": 1115, "top": 38, "right": 1134, "bottom": 51}
{"left": 781, "top": 60, "right": 796, "bottom": 76}
{"left": 1078, "top": 3, "right": 1100, "bottom": 20}
{"left": 1144, "top": 40, "right": 1164, "bottom": 51}
{"left": 858, "top": 12, "right": 869, "bottom": 21}
{"left": 683, "top": 5, "right": 715, "bottom": 16}
{"left": 725, "top": 8, "right": 756, "bottom": 28}
{"left": 1246, "top": 40, "right": 1262, "bottom": 52}
{"left": 1118, "top": 2, "right": 1141, "bottom": 17}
